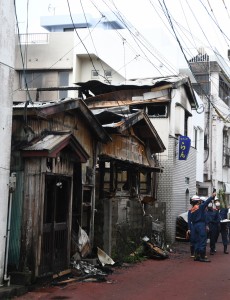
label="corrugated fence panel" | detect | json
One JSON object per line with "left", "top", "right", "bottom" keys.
{"left": 8, "top": 171, "right": 24, "bottom": 268}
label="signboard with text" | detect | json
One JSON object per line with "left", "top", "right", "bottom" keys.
{"left": 178, "top": 136, "right": 191, "bottom": 160}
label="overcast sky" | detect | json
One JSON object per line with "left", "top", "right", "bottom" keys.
{"left": 15, "top": 0, "right": 230, "bottom": 74}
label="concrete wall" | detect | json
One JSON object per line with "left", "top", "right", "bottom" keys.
{"left": 0, "top": 0, "right": 15, "bottom": 285}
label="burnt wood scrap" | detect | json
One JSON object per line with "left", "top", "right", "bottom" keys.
{"left": 51, "top": 261, "right": 114, "bottom": 286}
{"left": 142, "top": 240, "right": 169, "bottom": 259}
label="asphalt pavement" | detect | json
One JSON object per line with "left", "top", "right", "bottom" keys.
{"left": 6, "top": 241, "right": 230, "bottom": 300}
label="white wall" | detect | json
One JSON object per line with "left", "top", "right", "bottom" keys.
{"left": 0, "top": 0, "right": 15, "bottom": 285}
{"left": 191, "top": 92, "right": 205, "bottom": 183}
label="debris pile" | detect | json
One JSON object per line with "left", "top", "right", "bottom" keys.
{"left": 142, "top": 237, "right": 169, "bottom": 259}
{"left": 70, "top": 260, "right": 110, "bottom": 282}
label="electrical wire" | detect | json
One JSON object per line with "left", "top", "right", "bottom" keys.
{"left": 79, "top": 0, "right": 111, "bottom": 84}
{"left": 0, "top": 61, "right": 15, "bottom": 70}
{"left": 103, "top": 0, "right": 178, "bottom": 76}
{"left": 13, "top": 16, "right": 104, "bottom": 93}
{"left": 66, "top": 0, "right": 111, "bottom": 84}
{"left": 222, "top": 0, "right": 230, "bottom": 19}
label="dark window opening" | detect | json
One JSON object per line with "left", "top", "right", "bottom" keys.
{"left": 59, "top": 71, "right": 69, "bottom": 99}
{"left": 204, "top": 134, "right": 208, "bottom": 149}
{"left": 82, "top": 187, "right": 92, "bottom": 234}
{"left": 193, "top": 128, "right": 198, "bottom": 149}
{"left": 130, "top": 104, "right": 168, "bottom": 118}
{"left": 184, "top": 112, "right": 189, "bottom": 136}
{"left": 97, "top": 161, "right": 153, "bottom": 197}
{"left": 219, "top": 76, "right": 230, "bottom": 103}
{"left": 20, "top": 71, "right": 42, "bottom": 89}
{"left": 147, "top": 105, "right": 167, "bottom": 117}
{"left": 198, "top": 188, "right": 208, "bottom": 196}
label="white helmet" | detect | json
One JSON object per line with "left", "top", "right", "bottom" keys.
{"left": 200, "top": 196, "right": 206, "bottom": 202}
{"left": 191, "top": 195, "right": 200, "bottom": 201}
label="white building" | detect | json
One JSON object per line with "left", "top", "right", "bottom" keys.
{"left": 0, "top": 0, "right": 15, "bottom": 285}
{"left": 188, "top": 48, "right": 230, "bottom": 204}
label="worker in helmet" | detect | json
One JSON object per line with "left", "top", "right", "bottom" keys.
{"left": 206, "top": 201, "right": 220, "bottom": 255}
{"left": 187, "top": 196, "right": 197, "bottom": 258}
{"left": 190, "top": 191, "right": 216, "bottom": 262}
{"left": 214, "top": 200, "right": 229, "bottom": 254}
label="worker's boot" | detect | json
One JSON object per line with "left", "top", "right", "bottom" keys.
{"left": 194, "top": 251, "right": 200, "bottom": 261}
{"left": 210, "top": 248, "right": 215, "bottom": 255}
{"left": 199, "top": 252, "right": 211, "bottom": 262}
{"left": 190, "top": 246, "right": 195, "bottom": 258}
{"left": 224, "top": 245, "right": 229, "bottom": 254}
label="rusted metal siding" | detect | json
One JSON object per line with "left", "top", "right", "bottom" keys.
{"left": 100, "top": 134, "right": 150, "bottom": 166}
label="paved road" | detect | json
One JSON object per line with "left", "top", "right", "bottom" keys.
{"left": 15, "top": 242, "right": 230, "bottom": 300}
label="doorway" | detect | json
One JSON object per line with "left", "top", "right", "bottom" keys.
{"left": 40, "top": 175, "right": 71, "bottom": 274}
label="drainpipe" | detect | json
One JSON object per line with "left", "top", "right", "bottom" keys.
{"left": 3, "top": 173, "right": 16, "bottom": 286}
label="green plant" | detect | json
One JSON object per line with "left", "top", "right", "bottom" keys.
{"left": 218, "top": 189, "right": 227, "bottom": 208}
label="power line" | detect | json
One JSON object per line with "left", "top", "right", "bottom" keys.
{"left": 102, "top": 0, "right": 178, "bottom": 76}
{"left": 0, "top": 61, "right": 14, "bottom": 70}
{"left": 67, "top": 0, "right": 111, "bottom": 84}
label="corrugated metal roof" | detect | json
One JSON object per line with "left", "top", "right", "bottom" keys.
{"left": 13, "top": 98, "right": 111, "bottom": 143}
{"left": 13, "top": 98, "right": 72, "bottom": 108}
{"left": 22, "top": 132, "right": 90, "bottom": 162}
{"left": 23, "top": 134, "right": 70, "bottom": 151}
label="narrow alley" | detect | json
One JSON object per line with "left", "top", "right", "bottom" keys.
{"left": 12, "top": 241, "right": 230, "bottom": 300}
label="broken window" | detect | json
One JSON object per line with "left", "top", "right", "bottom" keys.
{"left": 139, "top": 172, "right": 151, "bottom": 194}
{"left": 147, "top": 104, "right": 168, "bottom": 117}
{"left": 130, "top": 104, "right": 168, "bottom": 118}
{"left": 97, "top": 160, "right": 153, "bottom": 197}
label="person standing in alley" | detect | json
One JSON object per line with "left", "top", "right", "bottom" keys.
{"left": 215, "top": 200, "right": 230, "bottom": 254}
{"left": 187, "top": 196, "right": 198, "bottom": 258}
{"left": 190, "top": 191, "right": 216, "bottom": 262}
{"left": 206, "top": 201, "right": 220, "bottom": 255}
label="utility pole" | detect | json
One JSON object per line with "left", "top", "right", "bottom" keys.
{"left": 0, "top": 0, "right": 15, "bottom": 285}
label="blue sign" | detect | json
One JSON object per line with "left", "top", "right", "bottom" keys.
{"left": 178, "top": 136, "right": 191, "bottom": 160}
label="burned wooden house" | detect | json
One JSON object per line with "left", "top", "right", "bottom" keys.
{"left": 91, "top": 108, "right": 165, "bottom": 258}
{"left": 8, "top": 99, "right": 110, "bottom": 280}
{"left": 77, "top": 77, "right": 200, "bottom": 244}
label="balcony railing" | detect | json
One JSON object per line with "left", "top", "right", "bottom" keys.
{"left": 18, "top": 33, "right": 49, "bottom": 45}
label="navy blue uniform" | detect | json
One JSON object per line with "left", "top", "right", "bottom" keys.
{"left": 188, "top": 209, "right": 195, "bottom": 256}
{"left": 218, "top": 208, "right": 229, "bottom": 247}
{"left": 190, "top": 196, "right": 214, "bottom": 257}
{"left": 206, "top": 207, "right": 220, "bottom": 253}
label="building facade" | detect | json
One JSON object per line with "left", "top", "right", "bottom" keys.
{"left": 189, "top": 48, "right": 230, "bottom": 205}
